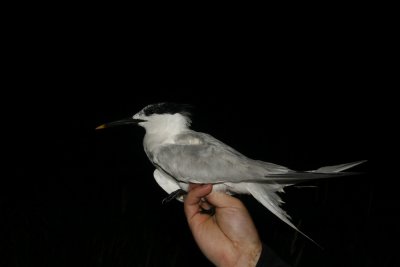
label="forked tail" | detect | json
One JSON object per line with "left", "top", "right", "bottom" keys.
{"left": 247, "top": 160, "right": 367, "bottom": 247}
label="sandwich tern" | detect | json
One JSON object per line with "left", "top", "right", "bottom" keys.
{"left": 96, "top": 102, "right": 366, "bottom": 244}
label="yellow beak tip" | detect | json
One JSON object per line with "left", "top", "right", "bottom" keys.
{"left": 95, "top": 124, "right": 106, "bottom": 130}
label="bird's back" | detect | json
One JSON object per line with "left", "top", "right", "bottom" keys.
{"left": 148, "top": 130, "right": 291, "bottom": 184}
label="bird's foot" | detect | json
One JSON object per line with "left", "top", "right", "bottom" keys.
{"left": 200, "top": 206, "right": 216, "bottom": 216}
{"left": 162, "top": 189, "right": 187, "bottom": 204}
{"left": 199, "top": 198, "right": 216, "bottom": 216}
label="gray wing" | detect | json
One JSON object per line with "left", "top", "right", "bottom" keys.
{"left": 152, "top": 131, "right": 290, "bottom": 183}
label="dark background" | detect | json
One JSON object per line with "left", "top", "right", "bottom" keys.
{"left": 1, "top": 10, "right": 396, "bottom": 267}
{"left": 2, "top": 87, "right": 392, "bottom": 267}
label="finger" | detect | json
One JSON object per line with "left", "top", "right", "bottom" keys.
{"left": 205, "top": 190, "right": 245, "bottom": 210}
{"left": 184, "top": 184, "right": 213, "bottom": 220}
{"left": 188, "top": 183, "right": 203, "bottom": 192}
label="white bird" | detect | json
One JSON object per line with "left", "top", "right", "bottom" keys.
{"left": 96, "top": 102, "right": 366, "bottom": 245}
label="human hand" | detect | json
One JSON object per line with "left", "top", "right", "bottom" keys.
{"left": 184, "top": 184, "right": 262, "bottom": 267}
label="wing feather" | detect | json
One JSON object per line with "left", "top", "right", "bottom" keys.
{"left": 152, "top": 131, "right": 290, "bottom": 183}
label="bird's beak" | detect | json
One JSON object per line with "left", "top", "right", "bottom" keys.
{"left": 95, "top": 118, "right": 146, "bottom": 130}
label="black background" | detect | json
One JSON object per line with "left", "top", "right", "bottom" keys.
{"left": 1, "top": 10, "right": 396, "bottom": 267}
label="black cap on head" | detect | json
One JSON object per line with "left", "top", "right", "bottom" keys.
{"left": 143, "top": 102, "right": 193, "bottom": 117}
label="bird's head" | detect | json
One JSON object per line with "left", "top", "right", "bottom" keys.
{"left": 96, "top": 102, "right": 193, "bottom": 133}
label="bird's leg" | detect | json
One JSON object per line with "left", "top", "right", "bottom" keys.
{"left": 199, "top": 198, "right": 216, "bottom": 216}
{"left": 162, "top": 189, "right": 187, "bottom": 204}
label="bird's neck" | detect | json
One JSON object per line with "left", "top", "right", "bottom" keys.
{"left": 142, "top": 114, "right": 190, "bottom": 154}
